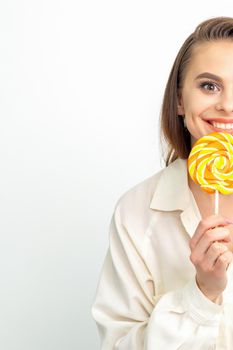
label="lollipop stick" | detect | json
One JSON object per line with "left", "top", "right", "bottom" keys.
{"left": 214, "top": 190, "right": 219, "bottom": 215}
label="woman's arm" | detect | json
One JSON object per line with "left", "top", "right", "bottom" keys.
{"left": 92, "top": 204, "right": 223, "bottom": 349}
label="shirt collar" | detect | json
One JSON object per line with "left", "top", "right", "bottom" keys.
{"left": 149, "top": 158, "right": 201, "bottom": 237}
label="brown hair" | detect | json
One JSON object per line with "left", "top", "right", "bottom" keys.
{"left": 161, "top": 16, "right": 233, "bottom": 166}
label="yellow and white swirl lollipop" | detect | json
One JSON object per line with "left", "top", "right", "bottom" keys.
{"left": 188, "top": 132, "right": 233, "bottom": 214}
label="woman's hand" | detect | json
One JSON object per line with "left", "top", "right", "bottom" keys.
{"left": 189, "top": 215, "right": 233, "bottom": 303}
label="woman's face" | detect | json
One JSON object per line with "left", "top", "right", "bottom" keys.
{"left": 178, "top": 40, "right": 233, "bottom": 145}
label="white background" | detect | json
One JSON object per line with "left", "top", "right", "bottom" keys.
{"left": 0, "top": 1, "right": 232, "bottom": 349}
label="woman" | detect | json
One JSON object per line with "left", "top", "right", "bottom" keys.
{"left": 92, "top": 17, "right": 233, "bottom": 349}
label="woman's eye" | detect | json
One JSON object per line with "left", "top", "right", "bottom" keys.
{"left": 199, "top": 82, "right": 219, "bottom": 92}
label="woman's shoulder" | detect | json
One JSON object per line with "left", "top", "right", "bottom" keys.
{"left": 109, "top": 159, "right": 187, "bottom": 246}
{"left": 114, "top": 168, "right": 164, "bottom": 217}
{"left": 114, "top": 158, "right": 187, "bottom": 217}
{"left": 108, "top": 169, "right": 164, "bottom": 245}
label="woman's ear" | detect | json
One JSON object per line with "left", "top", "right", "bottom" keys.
{"left": 177, "top": 92, "right": 184, "bottom": 115}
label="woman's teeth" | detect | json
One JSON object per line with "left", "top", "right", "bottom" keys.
{"left": 211, "top": 121, "right": 233, "bottom": 130}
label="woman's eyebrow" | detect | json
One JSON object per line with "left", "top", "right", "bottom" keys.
{"left": 195, "top": 72, "right": 222, "bottom": 82}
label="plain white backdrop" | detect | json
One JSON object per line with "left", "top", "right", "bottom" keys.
{"left": 0, "top": 1, "right": 233, "bottom": 349}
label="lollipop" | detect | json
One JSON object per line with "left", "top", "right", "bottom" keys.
{"left": 188, "top": 132, "right": 233, "bottom": 214}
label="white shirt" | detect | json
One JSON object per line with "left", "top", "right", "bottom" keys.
{"left": 92, "top": 158, "right": 233, "bottom": 349}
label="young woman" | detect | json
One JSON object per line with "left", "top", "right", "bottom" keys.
{"left": 92, "top": 17, "right": 233, "bottom": 349}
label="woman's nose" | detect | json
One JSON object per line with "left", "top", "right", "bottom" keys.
{"left": 215, "top": 91, "right": 233, "bottom": 114}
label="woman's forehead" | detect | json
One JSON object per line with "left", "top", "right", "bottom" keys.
{"left": 184, "top": 40, "right": 233, "bottom": 80}
{"left": 191, "top": 40, "right": 233, "bottom": 63}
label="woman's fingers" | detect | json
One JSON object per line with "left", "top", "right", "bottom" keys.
{"left": 190, "top": 227, "right": 230, "bottom": 263}
{"left": 214, "top": 250, "right": 233, "bottom": 275}
{"left": 202, "top": 242, "right": 228, "bottom": 271}
{"left": 190, "top": 215, "right": 232, "bottom": 250}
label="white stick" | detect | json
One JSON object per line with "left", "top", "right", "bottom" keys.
{"left": 214, "top": 190, "right": 219, "bottom": 215}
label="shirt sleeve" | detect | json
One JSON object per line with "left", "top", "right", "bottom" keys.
{"left": 91, "top": 203, "right": 223, "bottom": 350}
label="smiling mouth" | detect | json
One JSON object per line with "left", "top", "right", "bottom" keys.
{"left": 207, "top": 121, "right": 233, "bottom": 131}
